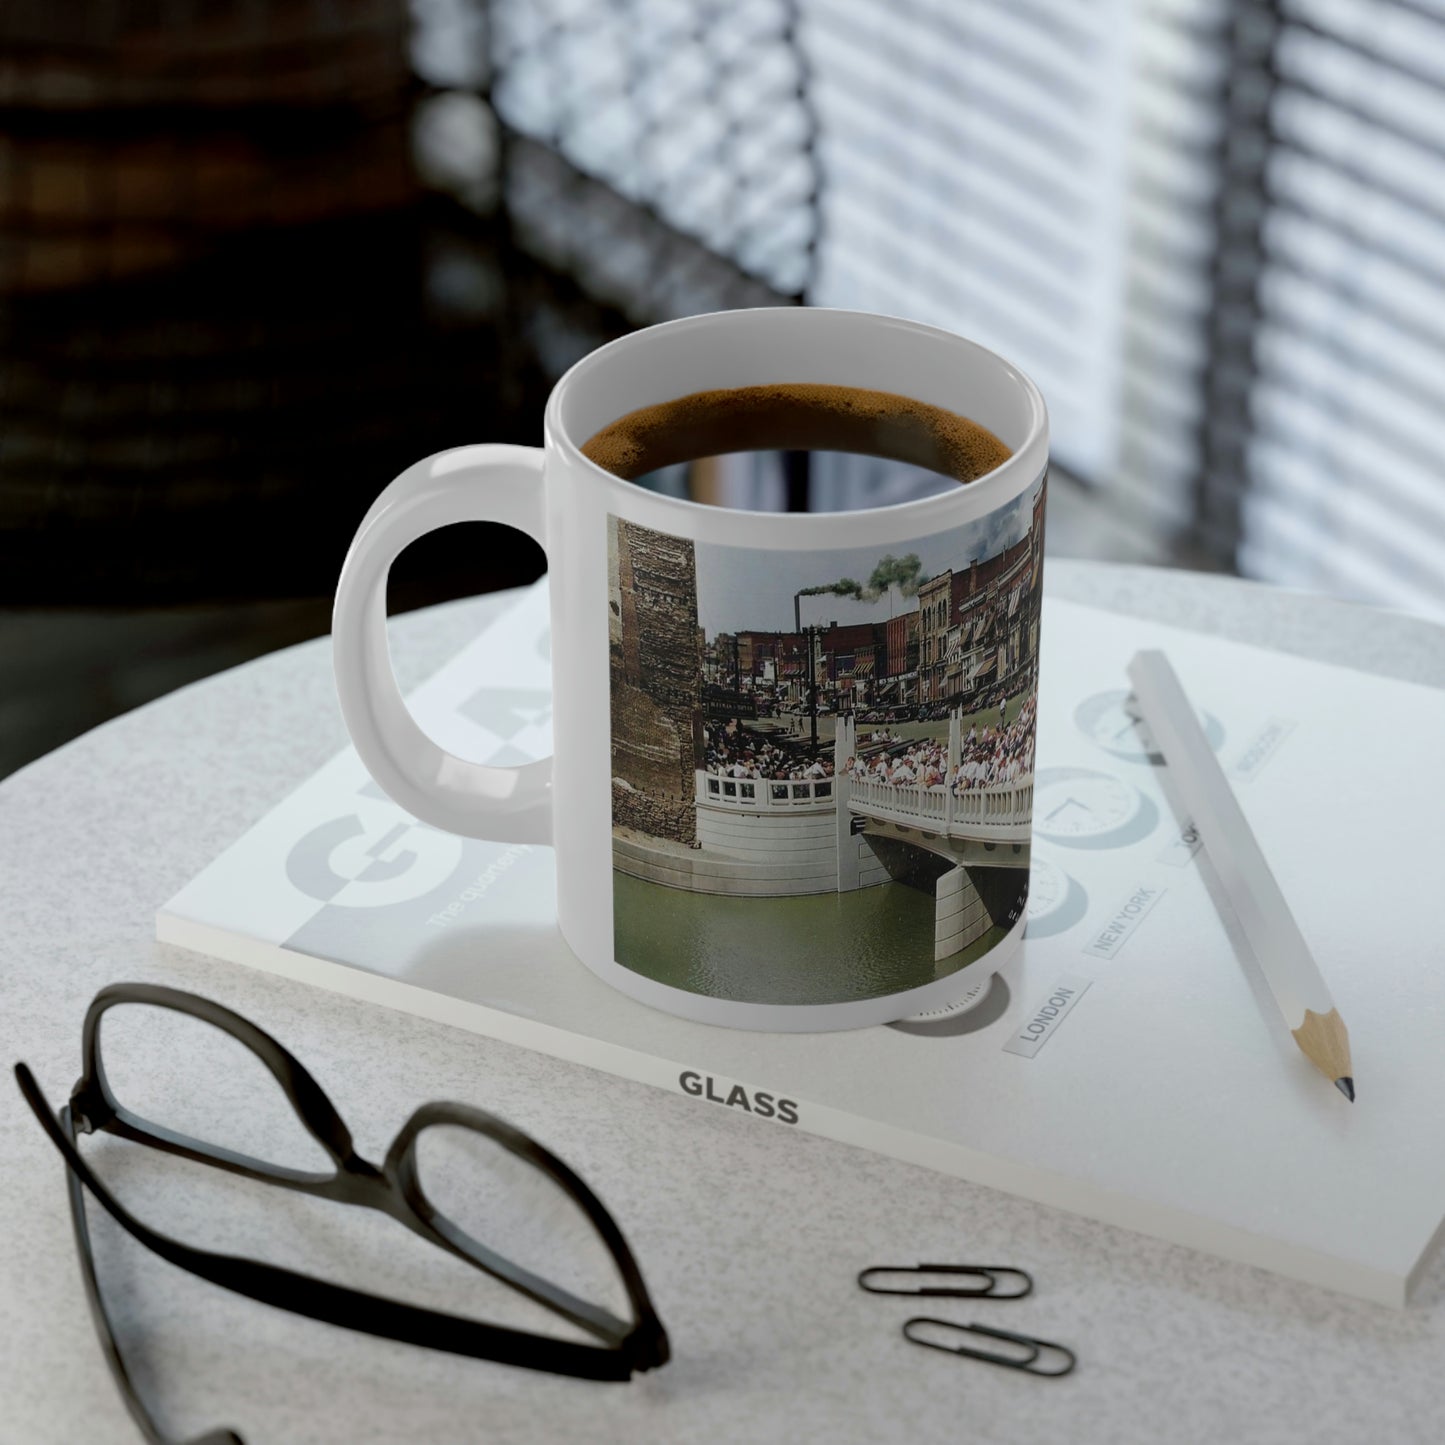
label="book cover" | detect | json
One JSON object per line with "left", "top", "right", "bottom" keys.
{"left": 160, "top": 581, "right": 1445, "bottom": 1306}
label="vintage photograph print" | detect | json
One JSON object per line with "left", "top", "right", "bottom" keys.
{"left": 608, "top": 479, "right": 1045, "bottom": 1005}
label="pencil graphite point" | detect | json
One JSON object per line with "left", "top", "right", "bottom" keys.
{"left": 1335, "top": 1077, "right": 1356, "bottom": 1103}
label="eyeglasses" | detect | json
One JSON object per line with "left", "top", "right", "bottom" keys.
{"left": 14, "top": 982, "right": 669, "bottom": 1445}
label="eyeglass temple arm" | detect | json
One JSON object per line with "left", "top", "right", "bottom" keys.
{"left": 16, "top": 1065, "right": 640, "bottom": 1383}
{"left": 61, "top": 1133, "right": 246, "bottom": 1445}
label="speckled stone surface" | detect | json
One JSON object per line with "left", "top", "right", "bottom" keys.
{"left": 4, "top": 562, "right": 1445, "bottom": 1445}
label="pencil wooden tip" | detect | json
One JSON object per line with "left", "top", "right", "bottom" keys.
{"left": 1335, "top": 1076, "right": 1355, "bottom": 1103}
{"left": 1292, "top": 1007, "right": 1353, "bottom": 1092}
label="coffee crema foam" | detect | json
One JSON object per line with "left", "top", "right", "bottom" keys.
{"left": 580, "top": 383, "right": 1013, "bottom": 487}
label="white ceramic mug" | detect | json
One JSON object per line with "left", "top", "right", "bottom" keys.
{"left": 333, "top": 308, "right": 1048, "bottom": 1031}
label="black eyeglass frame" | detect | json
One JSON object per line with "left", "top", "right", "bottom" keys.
{"left": 15, "top": 982, "right": 669, "bottom": 1443}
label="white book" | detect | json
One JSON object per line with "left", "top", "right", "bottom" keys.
{"left": 159, "top": 581, "right": 1445, "bottom": 1307}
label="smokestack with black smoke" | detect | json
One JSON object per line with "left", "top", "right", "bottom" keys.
{"left": 796, "top": 554, "right": 930, "bottom": 619}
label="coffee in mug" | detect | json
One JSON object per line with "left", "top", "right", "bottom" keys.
{"left": 582, "top": 382, "right": 1012, "bottom": 508}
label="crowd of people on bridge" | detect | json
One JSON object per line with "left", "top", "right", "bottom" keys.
{"left": 703, "top": 721, "right": 835, "bottom": 782}
{"left": 844, "top": 693, "right": 1036, "bottom": 794}
{"left": 702, "top": 695, "right": 1037, "bottom": 791}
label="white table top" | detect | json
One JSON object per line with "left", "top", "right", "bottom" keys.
{"left": 5, "top": 560, "right": 1445, "bottom": 1445}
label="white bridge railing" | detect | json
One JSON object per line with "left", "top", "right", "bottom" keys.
{"left": 697, "top": 770, "right": 836, "bottom": 812}
{"left": 697, "top": 768, "right": 1035, "bottom": 837}
{"left": 848, "top": 776, "right": 1034, "bottom": 836}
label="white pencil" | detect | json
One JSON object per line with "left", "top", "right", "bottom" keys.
{"left": 1126, "top": 649, "right": 1355, "bottom": 1101}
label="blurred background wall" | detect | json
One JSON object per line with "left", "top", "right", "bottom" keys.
{"left": 3, "top": 0, "right": 1443, "bottom": 777}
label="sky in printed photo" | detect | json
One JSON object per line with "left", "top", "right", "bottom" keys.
{"left": 694, "top": 481, "right": 1042, "bottom": 636}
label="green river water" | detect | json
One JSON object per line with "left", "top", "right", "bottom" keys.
{"left": 613, "top": 872, "right": 1006, "bottom": 1005}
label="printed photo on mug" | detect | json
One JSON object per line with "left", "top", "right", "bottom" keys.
{"left": 607, "top": 476, "right": 1046, "bottom": 1005}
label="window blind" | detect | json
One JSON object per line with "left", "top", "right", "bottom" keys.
{"left": 801, "top": 0, "right": 1136, "bottom": 486}
{"left": 1232, "top": 0, "right": 1445, "bottom": 616}
{"left": 482, "top": 0, "right": 818, "bottom": 302}
{"left": 422, "top": 0, "right": 1445, "bottom": 617}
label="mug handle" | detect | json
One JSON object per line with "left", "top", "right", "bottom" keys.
{"left": 332, "top": 444, "right": 552, "bottom": 844}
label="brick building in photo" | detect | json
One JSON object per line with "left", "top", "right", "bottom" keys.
{"left": 823, "top": 621, "right": 886, "bottom": 707}
{"left": 918, "top": 486, "right": 1045, "bottom": 705}
{"left": 885, "top": 611, "right": 919, "bottom": 686}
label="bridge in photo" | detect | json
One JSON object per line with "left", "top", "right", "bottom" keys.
{"left": 696, "top": 755, "right": 1031, "bottom": 853}
{"left": 833, "top": 712, "right": 1031, "bottom": 961}
{"left": 833, "top": 714, "right": 1031, "bottom": 861}
{"left": 679, "top": 712, "right": 1032, "bottom": 964}
{"left": 844, "top": 774, "right": 1031, "bottom": 851}
{"left": 837, "top": 785, "right": 1029, "bottom": 962}
{"left": 693, "top": 712, "right": 1032, "bottom": 869}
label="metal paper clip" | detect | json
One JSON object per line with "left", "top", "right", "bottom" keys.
{"left": 857, "top": 1263, "right": 1034, "bottom": 1299}
{"left": 902, "top": 1318, "right": 1076, "bottom": 1377}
